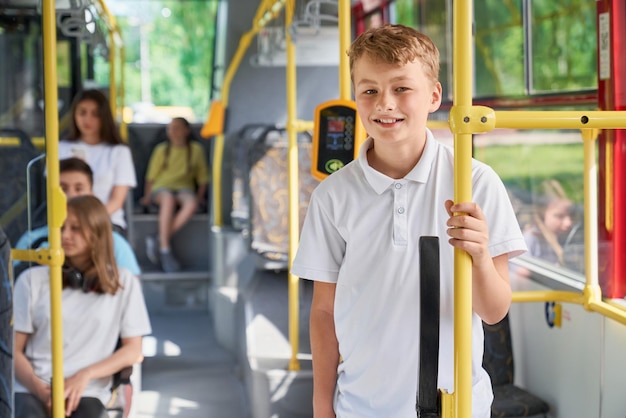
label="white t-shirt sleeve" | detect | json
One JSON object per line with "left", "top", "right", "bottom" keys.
{"left": 112, "top": 145, "right": 137, "bottom": 188}
{"left": 13, "top": 270, "right": 35, "bottom": 334}
{"left": 119, "top": 270, "right": 151, "bottom": 338}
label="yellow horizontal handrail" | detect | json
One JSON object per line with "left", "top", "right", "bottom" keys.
{"left": 512, "top": 290, "right": 585, "bottom": 304}
{"left": 449, "top": 107, "right": 626, "bottom": 133}
{"left": 511, "top": 290, "right": 626, "bottom": 326}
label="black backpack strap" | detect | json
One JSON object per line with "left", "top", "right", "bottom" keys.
{"left": 417, "top": 236, "right": 441, "bottom": 418}
{"left": 29, "top": 235, "right": 49, "bottom": 250}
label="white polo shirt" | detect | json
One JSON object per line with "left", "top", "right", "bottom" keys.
{"left": 292, "top": 129, "right": 526, "bottom": 418}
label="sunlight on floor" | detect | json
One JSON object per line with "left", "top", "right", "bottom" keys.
{"left": 142, "top": 336, "right": 182, "bottom": 357}
{"left": 135, "top": 391, "right": 200, "bottom": 416}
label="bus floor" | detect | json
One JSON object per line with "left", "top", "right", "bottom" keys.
{"left": 133, "top": 309, "right": 249, "bottom": 418}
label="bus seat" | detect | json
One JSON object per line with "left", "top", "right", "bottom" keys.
{"left": 483, "top": 314, "right": 550, "bottom": 418}
{"left": 232, "top": 125, "right": 319, "bottom": 269}
{"left": 0, "top": 128, "right": 42, "bottom": 245}
{"left": 0, "top": 226, "right": 12, "bottom": 418}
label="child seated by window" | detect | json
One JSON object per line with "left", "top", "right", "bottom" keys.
{"left": 141, "top": 117, "right": 210, "bottom": 272}
{"left": 523, "top": 179, "right": 575, "bottom": 267}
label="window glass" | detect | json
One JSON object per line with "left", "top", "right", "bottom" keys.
{"left": 112, "top": 0, "right": 218, "bottom": 122}
{"left": 393, "top": 0, "right": 417, "bottom": 28}
{"left": 474, "top": 0, "right": 525, "bottom": 97}
{"left": 401, "top": 0, "right": 597, "bottom": 98}
{"left": 0, "top": 19, "right": 44, "bottom": 137}
{"left": 414, "top": 0, "right": 450, "bottom": 100}
{"left": 476, "top": 129, "right": 586, "bottom": 279}
{"left": 57, "top": 41, "right": 71, "bottom": 88}
{"left": 530, "top": 0, "right": 597, "bottom": 92}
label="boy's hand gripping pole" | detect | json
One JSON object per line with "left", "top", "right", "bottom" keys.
{"left": 417, "top": 236, "right": 441, "bottom": 418}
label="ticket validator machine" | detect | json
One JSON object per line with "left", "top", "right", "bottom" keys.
{"left": 312, "top": 99, "right": 364, "bottom": 181}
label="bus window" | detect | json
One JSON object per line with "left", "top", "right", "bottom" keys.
{"left": 475, "top": 128, "right": 586, "bottom": 279}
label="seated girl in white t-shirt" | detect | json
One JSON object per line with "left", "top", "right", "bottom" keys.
{"left": 59, "top": 89, "right": 137, "bottom": 233}
{"left": 13, "top": 195, "right": 151, "bottom": 418}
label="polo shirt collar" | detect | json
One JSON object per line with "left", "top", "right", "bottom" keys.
{"left": 358, "top": 128, "right": 437, "bottom": 195}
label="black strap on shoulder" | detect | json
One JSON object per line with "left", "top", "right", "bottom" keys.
{"left": 29, "top": 235, "right": 49, "bottom": 250}
{"left": 417, "top": 236, "right": 441, "bottom": 418}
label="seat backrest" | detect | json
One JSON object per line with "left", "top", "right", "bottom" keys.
{"left": 482, "top": 313, "right": 514, "bottom": 386}
{"left": 0, "top": 226, "right": 13, "bottom": 418}
{"left": 0, "top": 128, "right": 42, "bottom": 245}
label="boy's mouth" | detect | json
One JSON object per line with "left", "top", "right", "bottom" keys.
{"left": 375, "top": 118, "right": 404, "bottom": 124}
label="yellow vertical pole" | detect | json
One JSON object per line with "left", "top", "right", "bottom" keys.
{"left": 109, "top": 31, "right": 117, "bottom": 118}
{"left": 285, "top": 0, "right": 301, "bottom": 371}
{"left": 120, "top": 44, "right": 128, "bottom": 141}
{"left": 582, "top": 129, "right": 601, "bottom": 303}
{"left": 452, "top": 0, "right": 473, "bottom": 417}
{"left": 338, "top": 0, "right": 351, "bottom": 101}
{"left": 42, "top": 1, "right": 66, "bottom": 417}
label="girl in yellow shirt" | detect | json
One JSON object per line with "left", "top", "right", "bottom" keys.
{"left": 141, "top": 117, "right": 210, "bottom": 272}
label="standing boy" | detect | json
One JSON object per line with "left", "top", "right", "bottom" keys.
{"left": 291, "top": 24, "right": 526, "bottom": 417}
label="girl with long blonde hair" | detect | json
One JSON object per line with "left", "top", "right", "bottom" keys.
{"left": 14, "top": 195, "right": 151, "bottom": 418}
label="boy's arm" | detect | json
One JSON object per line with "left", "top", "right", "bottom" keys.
{"left": 310, "top": 281, "right": 339, "bottom": 418}
{"left": 445, "top": 200, "right": 512, "bottom": 324}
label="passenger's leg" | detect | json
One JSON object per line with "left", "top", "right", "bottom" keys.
{"left": 153, "top": 191, "right": 181, "bottom": 272}
{"left": 153, "top": 191, "right": 176, "bottom": 251}
{"left": 70, "top": 397, "right": 107, "bottom": 418}
{"left": 14, "top": 393, "right": 48, "bottom": 418}
{"left": 170, "top": 192, "right": 198, "bottom": 235}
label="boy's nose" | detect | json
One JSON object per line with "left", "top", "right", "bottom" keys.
{"left": 376, "top": 92, "right": 395, "bottom": 111}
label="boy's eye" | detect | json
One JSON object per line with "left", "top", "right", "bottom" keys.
{"left": 396, "top": 87, "right": 409, "bottom": 92}
{"left": 364, "top": 89, "right": 377, "bottom": 95}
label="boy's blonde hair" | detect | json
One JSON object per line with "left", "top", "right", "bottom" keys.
{"left": 348, "top": 24, "right": 440, "bottom": 84}
{"left": 67, "top": 195, "right": 121, "bottom": 294}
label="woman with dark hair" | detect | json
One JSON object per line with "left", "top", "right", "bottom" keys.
{"left": 13, "top": 195, "right": 151, "bottom": 418}
{"left": 59, "top": 89, "right": 137, "bottom": 234}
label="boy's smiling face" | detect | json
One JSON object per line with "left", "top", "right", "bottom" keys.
{"left": 353, "top": 53, "right": 442, "bottom": 146}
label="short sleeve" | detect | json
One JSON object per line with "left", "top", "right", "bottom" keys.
{"left": 112, "top": 145, "right": 137, "bottom": 187}
{"left": 14, "top": 270, "right": 35, "bottom": 334}
{"left": 119, "top": 271, "right": 152, "bottom": 338}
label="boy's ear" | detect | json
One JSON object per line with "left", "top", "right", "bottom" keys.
{"left": 429, "top": 82, "right": 443, "bottom": 112}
